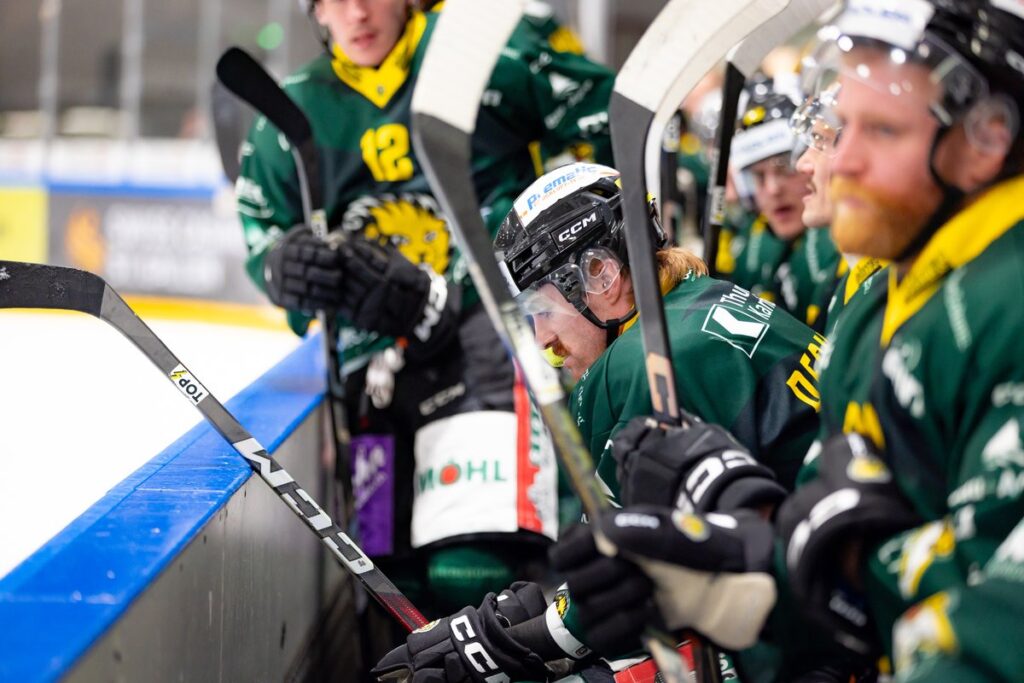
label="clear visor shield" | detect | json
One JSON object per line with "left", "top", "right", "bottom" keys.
{"left": 515, "top": 246, "right": 623, "bottom": 326}
{"left": 799, "top": 30, "right": 988, "bottom": 139}
{"left": 790, "top": 86, "right": 843, "bottom": 156}
{"left": 739, "top": 152, "right": 799, "bottom": 195}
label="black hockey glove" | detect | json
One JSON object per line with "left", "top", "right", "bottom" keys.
{"left": 776, "top": 433, "right": 922, "bottom": 658}
{"left": 549, "top": 506, "right": 777, "bottom": 653}
{"left": 263, "top": 225, "right": 346, "bottom": 313}
{"left": 613, "top": 416, "right": 787, "bottom": 512}
{"left": 336, "top": 236, "right": 457, "bottom": 343}
{"left": 372, "top": 582, "right": 551, "bottom": 683}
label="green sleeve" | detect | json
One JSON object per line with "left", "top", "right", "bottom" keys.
{"left": 492, "top": 21, "right": 614, "bottom": 169}
{"left": 589, "top": 281, "right": 822, "bottom": 499}
{"left": 864, "top": 400, "right": 1024, "bottom": 668}
{"left": 889, "top": 516, "right": 1024, "bottom": 682}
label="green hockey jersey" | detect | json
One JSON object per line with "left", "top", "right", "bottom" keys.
{"left": 554, "top": 272, "right": 824, "bottom": 664}
{"left": 569, "top": 273, "right": 824, "bottom": 503}
{"left": 773, "top": 225, "right": 844, "bottom": 331}
{"left": 804, "top": 177, "right": 1024, "bottom": 681}
{"left": 236, "top": 9, "right": 614, "bottom": 367}
{"left": 717, "top": 212, "right": 790, "bottom": 300}
{"left": 819, "top": 255, "right": 886, "bottom": 339}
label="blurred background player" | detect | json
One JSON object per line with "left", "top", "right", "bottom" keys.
{"left": 719, "top": 76, "right": 802, "bottom": 301}
{"left": 785, "top": 84, "right": 846, "bottom": 332}
{"left": 235, "top": 0, "right": 615, "bottom": 660}
{"left": 728, "top": 73, "right": 844, "bottom": 332}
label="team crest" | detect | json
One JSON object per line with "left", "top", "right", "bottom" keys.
{"left": 413, "top": 619, "right": 441, "bottom": 634}
{"left": 554, "top": 588, "right": 570, "bottom": 618}
{"left": 892, "top": 591, "right": 958, "bottom": 675}
{"left": 672, "top": 510, "right": 710, "bottom": 542}
{"left": 847, "top": 454, "right": 892, "bottom": 484}
{"left": 342, "top": 193, "right": 450, "bottom": 274}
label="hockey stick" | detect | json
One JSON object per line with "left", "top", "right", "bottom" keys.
{"left": 702, "top": 0, "right": 836, "bottom": 276}
{"left": 408, "top": 2, "right": 693, "bottom": 682}
{"left": 211, "top": 80, "right": 247, "bottom": 183}
{"left": 214, "top": 48, "right": 357, "bottom": 547}
{"left": 611, "top": 0, "right": 791, "bottom": 679}
{"left": 612, "top": 0, "right": 788, "bottom": 425}
{"left": 0, "top": 260, "right": 428, "bottom": 633}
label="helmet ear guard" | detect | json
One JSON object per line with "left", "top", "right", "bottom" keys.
{"left": 579, "top": 247, "right": 624, "bottom": 297}
{"left": 964, "top": 94, "right": 1018, "bottom": 156}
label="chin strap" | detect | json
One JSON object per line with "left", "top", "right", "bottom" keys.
{"left": 580, "top": 307, "right": 639, "bottom": 347}
{"left": 894, "top": 125, "right": 965, "bottom": 263}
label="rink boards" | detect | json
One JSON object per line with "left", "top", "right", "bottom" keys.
{"left": 0, "top": 332, "right": 354, "bottom": 681}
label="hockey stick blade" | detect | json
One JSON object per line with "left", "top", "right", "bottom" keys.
{"left": 630, "top": 0, "right": 790, "bottom": 207}
{"left": 728, "top": 0, "right": 835, "bottom": 75}
{"left": 0, "top": 260, "right": 428, "bottom": 633}
{"left": 216, "top": 47, "right": 324, "bottom": 225}
{"left": 216, "top": 47, "right": 311, "bottom": 153}
{"left": 410, "top": 2, "right": 691, "bottom": 682}
{"left": 704, "top": 0, "right": 836, "bottom": 275}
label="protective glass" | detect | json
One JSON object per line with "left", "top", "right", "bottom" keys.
{"left": 515, "top": 247, "right": 622, "bottom": 322}
{"left": 740, "top": 152, "right": 799, "bottom": 193}
{"left": 790, "top": 85, "right": 843, "bottom": 156}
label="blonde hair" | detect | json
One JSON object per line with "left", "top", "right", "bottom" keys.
{"left": 617, "top": 247, "right": 708, "bottom": 306}
{"left": 657, "top": 246, "right": 709, "bottom": 290}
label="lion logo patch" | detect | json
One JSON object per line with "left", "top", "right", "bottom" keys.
{"left": 342, "top": 193, "right": 449, "bottom": 274}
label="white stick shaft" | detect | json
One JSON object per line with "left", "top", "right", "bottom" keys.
{"left": 612, "top": 0, "right": 791, "bottom": 197}
{"left": 411, "top": 0, "right": 527, "bottom": 133}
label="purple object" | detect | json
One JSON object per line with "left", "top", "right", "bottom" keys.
{"left": 350, "top": 434, "right": 395, "bottom": 557}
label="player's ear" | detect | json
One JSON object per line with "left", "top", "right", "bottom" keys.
{"left": 604, "top": 264, "right": 632, "bottom": 307}
{"left": 312, "top": 1, "right": 327, "bottom": 26}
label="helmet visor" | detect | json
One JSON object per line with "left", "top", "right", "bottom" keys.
{"left": 790, "top": 85, "right": 843, "bottom": 156}
{"left": 801, "top": 19, "right": 988, "bottom": 129}
{"left": 515, "top": 246, "right": 623, "bottom": 316}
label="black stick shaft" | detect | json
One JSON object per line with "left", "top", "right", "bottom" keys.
{"left": 215, "top": 46, "right": 356, "bottom": 554}
{"left": 702, "top": 61, "right": 744, "bottom": 279}
{"left": 0, "top": 260, "right": 428, "bottom": 633}
{"left": 610, "top": 93, "right": 681, "bottom": 426}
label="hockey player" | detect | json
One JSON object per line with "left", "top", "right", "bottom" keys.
{"left": 495, "top": 163, "right": 824, "bottom": 505}
{"left": 785, "top": 86, "right": 856, "bottom": 333}
{"left": 715, "top": 80, "right": 792, "bottom": 297}
{"left": 776, "top": 0, "right": 1024, "bottom": 677}
{"left": 731, "top": 78, "right": 844, "bottom": 328}
{"left": 235, "top": 0, "right": 616, "bottom": 648}
{"left": 370, "top": 161, "right": 827, "bottom": 682}
{"left": 552, "top": 1, "right": 1024, "bottom": 681}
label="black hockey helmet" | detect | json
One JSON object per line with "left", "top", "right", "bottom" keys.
{"left": 729, "top": 76, "right": 803, "bottom": 207}
{"left": 927, "top": 0, "right": 1024, "bottom": 172}
{"left": 495, "top": 163, "right": 666, "bottom": 333}
{"left": 732, "top": 76, "right": 802, "bottom": 173}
